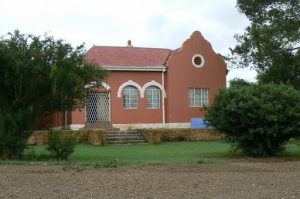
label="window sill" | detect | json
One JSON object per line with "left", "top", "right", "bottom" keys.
{"left": 123, "top": 107, "right": 138, "bottom": 110}
{"left": 146, "top": 107, "right": 160, "bottom": 109}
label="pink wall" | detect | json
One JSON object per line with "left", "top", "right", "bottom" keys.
{"left": 165, "top": 31, "right": 226, "bottom": 123}
{"left": 107, "top": 71, "right": 163, "bottom": 124}
{"left": 68, "top": 108, "right": 85, "bottom": 124}
{"left": 68, "top": 71, "right": 164, "bottom": 125}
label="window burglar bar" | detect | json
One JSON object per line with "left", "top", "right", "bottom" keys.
{"left": 86, "top": 92, "right": 110, "bottom": 123}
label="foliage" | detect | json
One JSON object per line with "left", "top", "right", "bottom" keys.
{"left": 47, "top": 130, "right": 76, "bottom": 161}
{"left": 0, "top": 30, "right": 107, "bottom": 122}
{"left": 205, "top": 79, "right": 300, "bottom": 156}
{"left": 23, "top": 146, "right": 50, "bottom": 161}
{"left": 229, "top": 0, "right": 300, "bottom": 89}
{"left": 27, "top": 141, "right": 232, "bottom": 165}
{"left": 0, "top": 110, "right": 32, "bottom": 159}
{"left": 0, "top": 30, "right": 106, "bottom": 158}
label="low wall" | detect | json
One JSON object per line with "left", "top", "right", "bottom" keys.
{"left": 139, "top": 128, "right": 224, "bottom": 144}
{"left": 27, "top": 129, "right": 106, "bottom": 146}
{"left": 28, "top": 128, "right": 224, "bottom": 145}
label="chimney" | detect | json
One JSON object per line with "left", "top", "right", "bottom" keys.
{"left": 127, "top": 40, "right": 133, "bottom": 47}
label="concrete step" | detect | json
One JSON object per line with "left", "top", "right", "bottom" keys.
{"left": 104, "top": 130, "right": 145, "bottom": 144}
{"left": 106, "top": 140, "right": 146, "bottom": 144}
{"left": 105, "top": 132, "right": 141, "bottom": 136}
{"left": 106, "top": 135, "right": 144, "bottom": 139}
{"left": 106, "top": 136, "right": 144, "bottom": 141}
{"left": 105, "top": 130, "right": 137, "bottom": 134}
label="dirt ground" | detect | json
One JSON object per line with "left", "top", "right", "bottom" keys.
{"left": 1, "top": 159, "right": 300, "bottom": 199}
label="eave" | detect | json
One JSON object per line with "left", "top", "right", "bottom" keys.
{"left": 102, "top": 65, "right": 167, "bottom": 72}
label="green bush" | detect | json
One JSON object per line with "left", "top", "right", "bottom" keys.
{"left": 23, "top": 146, "right": 51, "bottom": 161}
{"left": 47, "top": 130, "right": 76, "bottom": 161}
{"left": 0, "top": 111, "right": 32, "bottom": 159}
{"left": 206, "top": 80, "right": 300, "bottom": 157}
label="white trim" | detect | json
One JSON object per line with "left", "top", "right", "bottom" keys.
{"left": 84, "top": 81, "right": 111, "bottom": 90}
{"left": 103, "top": 66, "right": 167, "bottom": 72}
{"left": 68, "top": 124, "right": 85, "bottom": 130}
{"left": 67, "top": 122, "right": 191, "bottom": 130}
{"left": 162, "top": 68, "right": 166, "bottom": 127}
{"left": 108, "top": 91, "right": 111, "bottom": 122}
{"left": 165, "top": 123, "right": 190, "bottom": 128}
{"left": 141, "top": 80, "right": 166, "bottom": 98}
{"left": 113, "top": 123, "right": 190, "bottom": 130}
{"left": 113, "top": 123, "right": 163, "bottom": 130}
{"left": 117, "top": 80, "right": 143, "bottom": 98}
{"left": 101, "top": 82, "right": 111, "bottom": 90}
{"left": 192, "top": 54, "right": 205, "bottom": 68}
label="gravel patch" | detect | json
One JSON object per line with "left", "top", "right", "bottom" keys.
{"left": 0, "top": 160, "right": 300, "bottom": 199}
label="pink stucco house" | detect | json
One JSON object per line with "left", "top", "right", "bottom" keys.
{"left": 40, "top": 31, "right": 227, "bottom": 130}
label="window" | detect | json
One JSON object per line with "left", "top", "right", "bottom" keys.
{"left": 146, "top": 86, "right": 160, "bottom": 108}
{"left": 123, "top": 86, "right": 138, "bottom": 108}
{"left": 189, "top": 88, "right": 208, "bottom": 107}
{"left": 192, "top": 54, "right": 205, "bottom": 68}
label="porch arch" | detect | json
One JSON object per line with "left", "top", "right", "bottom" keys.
{"left": 84, "top": 81, "right": 111, "bottom": 90}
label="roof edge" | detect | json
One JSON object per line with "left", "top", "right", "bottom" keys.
{"left": 102, "top": 65, "right": 167, "bottom": 72}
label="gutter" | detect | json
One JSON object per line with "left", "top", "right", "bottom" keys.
{"left": 102, "top": 65, "right": 167, "bottom": 72}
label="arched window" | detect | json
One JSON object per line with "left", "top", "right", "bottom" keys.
{"left": 146, "top": 86, "right": 160, "bottom": 108}
{"left": 123, "top": 86, "right": 138, "bottom": 108}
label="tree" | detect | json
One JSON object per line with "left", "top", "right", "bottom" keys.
{"left": 0, "top": 30, "right": 107, "bottom": 158}
{"left": 229, "top": 0, "right": 300, "bottom": 89}
{"left": 205, "top": 79, "right": 300, "bottom": 157}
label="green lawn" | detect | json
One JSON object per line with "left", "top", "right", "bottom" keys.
{"left": 2, "top": 141, "right": 300, "bottom": 165}
{"left": 71, "top": 141, "right": 233, "bottom": 165}
{"left": 21, "top": 141, "right": 233, "bottom": 165}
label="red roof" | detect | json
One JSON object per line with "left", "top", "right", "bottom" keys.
{"left": 85, "top": 46, "right": 172, "bottom": 66}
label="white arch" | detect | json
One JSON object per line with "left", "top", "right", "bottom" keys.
{"left": 141, "top": 80, "right": 166, "bottom": 98}
{"left": 117, "top": 80, "right": 143, "bottom": 98}
{"left": 101, "top": 82, "right": 111, "bottom": 90}
{"left": 84, "top": 81, "right": 111, "bottom": 90}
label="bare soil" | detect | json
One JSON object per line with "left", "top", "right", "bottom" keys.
{"left": 1, "top": 160, "right": 300, "bottom": 199}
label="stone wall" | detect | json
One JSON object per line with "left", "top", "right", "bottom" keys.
{"left": 27, "top": 129, "right": 106, "bottom": 146}
{"left": 139, "top": 128, "right": 224, "bottom": 144}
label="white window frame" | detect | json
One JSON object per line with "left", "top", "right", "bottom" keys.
{"left": 192, "top": 54, "right": 205, "bottom": 68}
{"left": 189, "top": 88, "right": 208, "bottom": 107}
{"left": 146, "top": 86, "right": 160, "bottom": 109}
{"left": 122, "top": 86, "right": 138, "bottom": 109}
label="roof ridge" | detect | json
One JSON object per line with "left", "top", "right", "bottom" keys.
{"left": 93, "top": 45, "right": 172, "bottom": 51}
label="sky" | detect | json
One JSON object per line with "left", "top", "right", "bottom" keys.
{"left": 0, "top": 0, "right": 257, "bottom": 83}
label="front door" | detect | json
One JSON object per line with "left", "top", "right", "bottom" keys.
{"left": 86, "top": 91, "right": 111, "bottom": 124}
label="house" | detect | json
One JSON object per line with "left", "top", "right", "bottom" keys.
{"left": 42, "top": 31, "right": 227, "bottom": 130}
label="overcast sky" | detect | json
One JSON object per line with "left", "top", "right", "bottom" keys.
{"left": 0, "top": 0, "right": 257, "bottom": 83}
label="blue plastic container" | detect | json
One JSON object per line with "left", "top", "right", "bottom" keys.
{"left": 190, "top": 118, "right": 211, "bottom": 128}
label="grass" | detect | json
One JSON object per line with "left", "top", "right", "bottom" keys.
{"left": 280, "top": 140, "right": 300, "bottom": 157}
{"left": 19, "top": 141, "right": 233, "bottom": 165}
{"left": 71, "top": 141, "right": 233, "bottom": 165}
{"left": 1, "top": 140, "right": 300, "bottom": 166}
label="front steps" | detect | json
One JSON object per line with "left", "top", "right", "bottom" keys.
{"left": 105, "top": 129, "right": 145, "bottom": 144}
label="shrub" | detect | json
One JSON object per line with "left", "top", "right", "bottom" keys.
{"left": 0, "top": 111, "right": 32, "bottom": 159}
{"left": 47, "top": 130, "right": 76, "bottom": 161}
{"left": 206, "top": 80, "right": 300, "bottom": 157}
{"left": 23, "top": 146, "right": 51, "bottom": 161}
